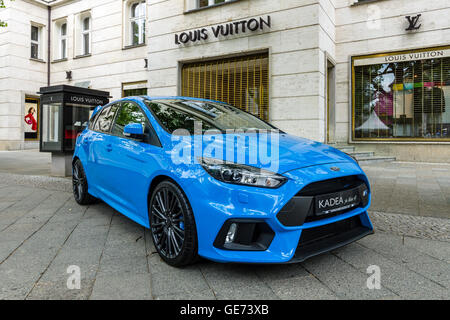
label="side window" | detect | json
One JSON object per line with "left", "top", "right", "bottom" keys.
{"left": 112, "top": 102, "right": 148, "bottom": 137}
{"left": 88, "top": 111, "right": 100, "bottom": 130}
{"left": 112, "top": 101, "right": 161, "bottom": 147}
{"left": 93, "top": 104, "right": 119, "bottom": 133}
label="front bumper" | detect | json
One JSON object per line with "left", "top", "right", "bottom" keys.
{"left": 184, "top": 161, "right": 374, "bottom": 264}
{"left": 288, "top": 214, "right": 373, "bottom": 263}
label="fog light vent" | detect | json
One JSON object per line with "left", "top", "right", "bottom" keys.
{"left": 213, "top": 219, "right": 275, "bottom": 251}
{"left": 225, "top": 223, "right": 238, "bottom": 244}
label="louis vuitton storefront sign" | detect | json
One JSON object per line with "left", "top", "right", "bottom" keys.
{"left": 175, "top": 16, "right": 271, "bottom": 45}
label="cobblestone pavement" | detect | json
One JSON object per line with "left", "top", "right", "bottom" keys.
{"left": 0, "top": 173, "right": 448, "bottom": 300}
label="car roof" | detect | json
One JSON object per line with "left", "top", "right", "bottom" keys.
{"left": 123, "top": 96, "right": 224, "bottom": 104}
{"left": 94, "top": 96, "right": 224, "bottom": 116}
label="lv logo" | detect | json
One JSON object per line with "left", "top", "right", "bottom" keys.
{"left": 405, "top": 14, "right": 422, "bottom": 31}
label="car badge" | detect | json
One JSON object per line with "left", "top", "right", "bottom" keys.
{"left": 330, "top": 167, "right": 341, "bottom": 172}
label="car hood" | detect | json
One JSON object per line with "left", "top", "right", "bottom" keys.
{"left": 168, "top": 132, "right": 354, "bottom": 174}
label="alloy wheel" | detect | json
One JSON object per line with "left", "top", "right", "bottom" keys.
{"left": 72, "top": 163, "right": 84, "bottom": 202}
{"left": 151, "top": 187, "right": 186, "bottom": 259}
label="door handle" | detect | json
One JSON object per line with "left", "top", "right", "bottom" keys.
{"left": 106, "top": 144, "right": 113, "bottom": 152}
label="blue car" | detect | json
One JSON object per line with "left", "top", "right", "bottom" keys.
{"left": 73, "top": 96, "right": 374, "bottom": 267}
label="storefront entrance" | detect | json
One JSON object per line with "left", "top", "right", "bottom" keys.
{"left": 181, "top": 53, "right": 269, "bottom": 121}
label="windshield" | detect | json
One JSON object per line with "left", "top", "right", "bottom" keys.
{"left": 144, "top": 99, "right": 277, "bottom": 134}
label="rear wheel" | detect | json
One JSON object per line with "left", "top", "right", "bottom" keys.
{"left": 72, "top": 159, "right": 97, "bottom": 205}
{"left": 149, "top": 180, "right": 198, "bottom": 267}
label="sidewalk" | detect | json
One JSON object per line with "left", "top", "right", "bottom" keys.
{"left": 0, "top": 150, "right": 51, "bottom": 176}
{"left": 0, "top": 151, "right": 449, "bottom": 299}
{"left": 0, "top": 174, "right": 448, "bottom": 300}
{"left": 0, "top": 150, "right": 448, "bottom": 219}
{"left": 363, "top": 161, "right": 450, "bottom": 219}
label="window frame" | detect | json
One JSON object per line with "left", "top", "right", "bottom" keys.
{"left": 53, "top": 19, "right": 68, "bottom": 61}
{"left": 30, "top": 25, "right": 41, "bottom": 60}
{"left": 81, "top": 16, "right": 91, "bottom": 56}
{"left": 59, "top": 22, "right": 68, "bottom": 59}
{"left": 129, "top": 1, "right": 146, "bottom": 46}
{"left": 186, "top": 0, "right": 240, "bottom": 13}
{"left": 122, "top": 81, "right": 148, "bottom": 97}
{"left": 197, "top": 0, "right": 226, "bottom": 9}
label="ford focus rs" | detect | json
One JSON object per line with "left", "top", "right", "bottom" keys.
{"left": 72, "top": 96, "right": 374, "bottom": 267}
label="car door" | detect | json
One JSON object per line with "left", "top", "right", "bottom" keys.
{"left": 87, "top": 103, "right": 120, "bottom": 198}
{"left": 106, "top": 101, "right": 163, "bottom": 223}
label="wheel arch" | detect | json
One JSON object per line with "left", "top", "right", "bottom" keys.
{"left": 147, "top": 175, "right": 181, "bottom": 207}
{"left": 146, "top": 175, "right": 194, "bottom": 224}
{"left": 72, "top": 156, "right": 80, "bottom": 166}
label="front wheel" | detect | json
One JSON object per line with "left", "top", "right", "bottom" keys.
{"left": 72, "top": 159, "right": 97, "bottom": 205}
{"left": 149, "top": 180, "right": 198, "bottom": 267}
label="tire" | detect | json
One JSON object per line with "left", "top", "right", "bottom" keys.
{"left": 72, "top": 159, "right": 97, "bottom": 205}
{"left": 149, "top": 180, "right": 198, "bottom": 267}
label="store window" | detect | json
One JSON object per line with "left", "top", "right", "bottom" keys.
{"left": 181, "top": 53, "right": 269, "bottom": 121}
{"left": 122, "top": 81, "right": 148, "bottom": 97}
{"left": 24, "top": 98, "right": 39, "bottom": 140}
{"left": 30, "top": 25, "right": 42, "bottom": 59}
{"left": 42, "top": 103, "right": 62, "bottom": 151}
{"left": 352, "top": 47, "right": 450, "bottom": 140}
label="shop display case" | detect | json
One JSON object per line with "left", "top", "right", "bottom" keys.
{"left": 38, "top": 85, "right": 110, "bottom": 153}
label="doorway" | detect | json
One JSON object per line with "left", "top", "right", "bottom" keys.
{"left": 327, "top": 60, "right": 336, "bottom": 143}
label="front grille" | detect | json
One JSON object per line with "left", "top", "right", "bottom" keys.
{"left": 304, "top": 211, "right": 341, "bottom": 223}
{"left": 297, "top": 216, "right": 361, "bottom": 249}
{"left": 277, "top": 176, "right": 369, "bottom": 227}
{"left": 296, "top": 175, "right": 364, "bottom": 197}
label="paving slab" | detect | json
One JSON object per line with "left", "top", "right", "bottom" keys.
{"left": 301, "top": 252, "right": 395, "bottom": 300}
{"left": 90, "top": 272, "right": 152, "bottom": 300}
{"left": 333, "top": 241, "right": 449, "bottom": 300}
{"left": 0, "top": 166, "right": 448, "bottom": 300}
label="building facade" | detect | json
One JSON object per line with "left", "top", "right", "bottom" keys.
{"left": 1, "top": 0, "right": 450, "bottom": 162}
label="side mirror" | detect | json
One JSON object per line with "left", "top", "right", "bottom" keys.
{"left": 123, "top": 123, "right": 145, "bottom": 140}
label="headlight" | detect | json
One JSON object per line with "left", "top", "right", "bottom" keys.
{"left": 198, "top": 157, "right": 287, "bottom": 188}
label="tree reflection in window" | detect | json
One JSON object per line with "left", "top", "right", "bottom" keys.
{"left": 354, "top": 57, "right": 450, "bottom": 139}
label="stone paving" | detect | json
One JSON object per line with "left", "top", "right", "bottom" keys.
{"left": 0, "top": 173, "right": 448, "bottom": 300}
{"left": 364, "top": 161, "right": 450, "bottom": 219}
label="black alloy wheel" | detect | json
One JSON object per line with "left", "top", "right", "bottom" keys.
{"left": 72, "top": 159, "right": 97, "bottom": 205}
{"left": 149, "top": 180, "right": 198, "bottom": 267}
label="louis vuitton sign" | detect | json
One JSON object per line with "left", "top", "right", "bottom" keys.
{"left": 354, "top": 49, "right": 450, "bottom": 67}
{"left": 175, "top": 16, "right": 271, "bottom": 45}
